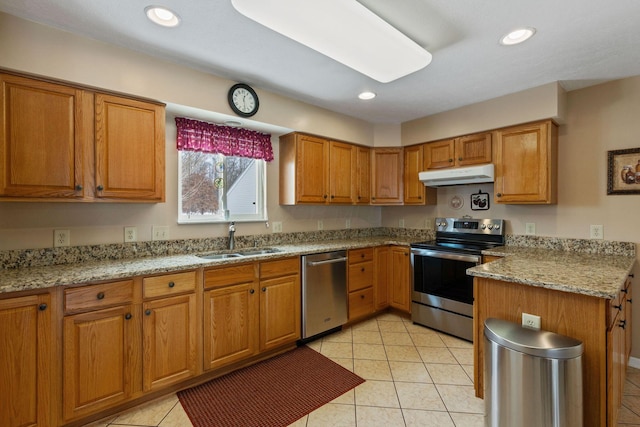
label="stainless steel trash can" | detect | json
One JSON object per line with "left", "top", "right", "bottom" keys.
{"left": 484, "top": 318, "right": 583, "bottom": 427}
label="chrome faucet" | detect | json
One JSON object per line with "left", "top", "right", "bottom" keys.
{"left": 228, "top": 221, "right": 236, "bottom": 250}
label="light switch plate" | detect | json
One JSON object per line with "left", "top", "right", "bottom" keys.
{"left": 272, "top": 221, "right": 282, "bottom": 233}
{"left": 525, "top": 223, "right": 536, "bottom": 235}
{"left": 152, "top": 226, "right": 169, "bottom": 241}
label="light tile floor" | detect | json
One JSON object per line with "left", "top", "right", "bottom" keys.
{"left": 85, "top": 311, "right": 640, "bottom": 427}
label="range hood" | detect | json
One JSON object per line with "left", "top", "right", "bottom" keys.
{"left": 419, "top": 164, "right": 495, "bottom": 187}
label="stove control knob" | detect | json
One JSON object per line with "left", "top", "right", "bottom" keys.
{"left": 481, "top": 224, "right": 487, "bottom": 229}
{"left": 488, "top": 224, "right": 494, "bottom": 230}
{"left": 495, "top": 225, "right": 501, "bottom": 230}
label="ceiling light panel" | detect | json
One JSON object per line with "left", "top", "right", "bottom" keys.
{"left": 231, "top": 0, "right": 432, "bottom": 83}
{"left": 500, "top": 27, "right": 536, "bottom": 45}
{"left": 145, "top": 6, "right": 181, "bottom": 27}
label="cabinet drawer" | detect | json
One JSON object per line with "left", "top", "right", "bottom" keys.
{"left": 349, "top": 287, "right": 374, "bottom": 320}
{"left": 260, "top": 257, "right": 299, "bottom": 279}
{"left": 143, "top": 271, "right": 196, "bottom": 299}
{"left": 348, "top": 261, "right": 374, "bottom": 292}
{"left": 349, "top": 248, "right": 374, "bottom": 264}
{"left": 204, "top": 263, "right": 257, "bottom": 289}
{"left": 64, "top": 280, "right": 134, "bottom": 313}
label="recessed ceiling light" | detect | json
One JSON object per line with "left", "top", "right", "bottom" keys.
{"left": 500, "top": 27, "right": 536, "bottom": 45}
{"left": 231, "top": 0, "right": 432, "bottom": 83}
{"left": 145, "top": 6, "right": 181, "bottom": 27}
{"left": 358, "top": 91, "right": 376, "bottom": 100}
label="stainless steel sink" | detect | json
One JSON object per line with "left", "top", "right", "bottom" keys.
{"left": 197, "top": 253, "right": 244, "bottom": 260}
{"left": 237, "top": 248, "right": 281, "bottom": 256}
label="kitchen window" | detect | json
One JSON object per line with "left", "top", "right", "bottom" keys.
{"left": 178, "top": 151, "right": 267, "bottom": 223}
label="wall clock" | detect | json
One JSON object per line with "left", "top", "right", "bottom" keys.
{"left": 228, "top": 83, "right": 259, "bottom": 117}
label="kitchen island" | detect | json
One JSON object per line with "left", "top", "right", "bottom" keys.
{"left": 468, "top": 245, "right": 636, "bottom": 427}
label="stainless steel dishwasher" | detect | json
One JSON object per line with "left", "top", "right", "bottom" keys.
{"left": 301, "top": 250, "right": 348, "bottom": 339}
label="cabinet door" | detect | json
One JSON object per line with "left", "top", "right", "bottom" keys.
{"left": 203, "top": 283, "right": 259, "bottom": 370}
{"left": 374, "top": 246, "right": 391, "bottom": 311}
{"left": 403, "top": 145, "right": 426, "bottom": 205}
{"left": 260, "top": 274, "right": 301, "bottom": 351}
{"left": 329, "top": 141, "right": 355, "bottom": 204}
{"left": 94, "top": 94, "right": 165, "bottom": 201}
{"left": 355, "top": 146, "right": 371, "bottom": 204}
{"left": 294, "top": 134, "right": 328, "bottom": 203}
{"left": 143, "top": 294, "right": 197, "bottom": 392}
{"left": 455, "top": 132, "right": 492, "bottom": 166}
{"left": 389, "top": 246, "right": 411, "bottom": 312}
{"left": 0, "top": 294, "right": 51, "bottom": 427}
{"left": 494, "top": 121, "right": 557, "bottom": 204}
{"left": 607, "top": 312, "right": 625, "bottom": 426}
{"left": 0, "top": 73, "right": 86, "bottom": 199}
{"left": 424, "top": 139, "right": 455, "bottom": 169}
{"left": 371, "top": 148, "right": 403, "bottom": 205}
{"left": 63, "top": 304, "right": 141, "bottom": 421}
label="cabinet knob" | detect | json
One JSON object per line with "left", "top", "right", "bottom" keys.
{"left": 38, "top": 303, "right": 48, "bottom": 311}
{"left": 628, "top": 298, "right": 633, "bottom": 304}
{"left": 97, "top": 292, "right": 105, "bottom": 300}
{"left": 250, "top": 289, "right": 255, "bottom": 294}
{"left": 75, "top": 184, "right": 83, "bottom": 191}
{"left": 361, "top": 267, "right": 365, "bottom": 272}
{"left": 361, "top": 253, "right": 365, "bottom": 258}
{"left": 614, "top": 304, "right": 622, "bottom": 311}
{"left": 125, "top": 313, "right": 132, "bottom": 320}
{"left": 145, "top": 309, "right": 152, "bottom": 316}
{"left": 622, "top": 288, "right": 628, "bottom": 294}
{"left": 418, "top": 195, "right": 422, "bottom": 199}
{"left": 458, "top": 157, "right": 463, "bottom": 161}
{"left": 448, "top": 158, "right": 453, "bottom": 163}
{"left": 360, "top": 294, "right": 365, "bottom": 299}
{"left": 262, "top": 287, "right": 267, "bottom": 292}
{"left": 331, "top": 195, "right": 335, "bottom": 199}
{"left": 323, "top": 195, "right": 327, "bottom": 199}
{"left": 97, "top": 185, "right": 104, "bottom": 191}
{"left": 630, "top": 273, "right": 635, "bottom": 278}
{"left": 496, "top": 193, "right": 502, "bottom": 197}
{"left": 168, "top": 281, "right": 175, "bottom": 288}
{"left": 358, "top": 196, "right": 361, "bottom": 200}
{"left": 619, "top": 319, "right": 627, "bottom": 329}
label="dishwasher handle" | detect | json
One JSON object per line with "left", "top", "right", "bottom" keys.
{"left": 306, "top": 256, "right": 347, "bottom": 267}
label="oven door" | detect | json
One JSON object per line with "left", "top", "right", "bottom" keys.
{"left": 411, "top": 248, "right": 480, "bottom": 314}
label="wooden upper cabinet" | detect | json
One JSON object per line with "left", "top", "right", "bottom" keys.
{"left": 0, "top": 71, "right": 165, "bottom": 203}
{"left": 0, "top": 73, "right": 86, "bottom": 199}
{"left": 279, "top": 132, "right": 358, "bottom": 205}
{"left": 403, "top": 144, "right": 436, "bottom": 205}
{"left": 355, "top": 146, "right": 371, "bottom": 204}
{"left": 328, "top": 140, "right": 356, "bottom": 204}
{"left": 494, "top": 120, "right": 558, "bottom": 204}
{"left": 95, "top": 94, "right": 165, "bottom": 202}
{"left": 371, "top": 148, "right": 403, "bottom": 205}
{"left": 424, "top": 132, "right": 492, "bottom": 169}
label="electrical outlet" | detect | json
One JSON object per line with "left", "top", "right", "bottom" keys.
{"left": 346, "top": 219, "right": 351, "bottom": 229}
{"left": 522, "top": 313, "right": 541, "bottom": 330}
{"left": 317, "top": 220, "right": 324, "bottom": 230}
{"left": 399, "top": 218, "right": 405, "bottom": 228}
{"left": 525, "top": 223, "right": 536, "bottom": 235}
{"left": 152, "top": 226, "right": 169, "bottom": 241}
{"left": 590, "top": 224, "right": 604, "bottom": 240}
{"left": 272, "top": 221, "right": 282, "bottom": 233}
{"left": 124, "top": 226, "right": 137, "bottom": 242}
{"left": 54, "top": 229, "right": 70, "bottom": 247}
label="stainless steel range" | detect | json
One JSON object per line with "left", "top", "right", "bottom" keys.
{"left": 411, "top": 217, "right": 505, "bottom": 341}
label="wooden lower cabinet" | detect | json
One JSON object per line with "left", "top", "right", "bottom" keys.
{"left": 374, "top": 246, "right": 391, "bottom": 310}
{"left": 63, "top": 303, "right": 141, "bottom": 421}
{"left": 259, "top": 273, "right": 300, "bottom": 350}
{"left": 389, "top": 246, "right": 411, "bottom": 313}
{"left": 0, "top": 292, "right": 52, "bottom": 427}
{"left": 347, "top": 248, "right": 375, "bottom": 321}
{"left": 474, "top": 276, "right": 633, "bottom": 427}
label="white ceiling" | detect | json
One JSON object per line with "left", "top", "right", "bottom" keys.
{"left": 2, "top": 0, "right": 640, "bottom": 124}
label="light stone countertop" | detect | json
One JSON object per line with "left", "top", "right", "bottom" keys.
{"left": 0, "top": 237, "right": 413, "bottom": 294}
{"left": 469, "top": 246, "right": 637, "bottom": 299}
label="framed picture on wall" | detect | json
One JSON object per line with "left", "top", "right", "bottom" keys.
{"left": 471, "top": 191, "right": 490, "bottom": 210}
{"left": 607, "top": 147, "right": 640, "bottom": 195}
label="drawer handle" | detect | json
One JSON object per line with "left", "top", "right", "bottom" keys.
{"left": 38, "top": 303, "right": 48, "bottom": 311}
{"left": 361, "top": 267, "right": 365, "bottom": 272}
{"left": 361, "top": 253, "right": 365, "bottom": 258}
{"left": 145, "top": 309, "right": 152, "bottom": 316}
{"left": 125, "top": 313, "right": 132, "bottom": 320}
{"left": 168, "top": 281, "right": 175, "bottom": 288}
{"left": 97, "top": 292, "right": 105, "bottom": 300}
{"left": 360, "top": 295, "right": 365, "bottom": 299}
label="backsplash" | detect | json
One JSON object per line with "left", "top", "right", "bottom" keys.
{"left": 1, "top": 227, "right": 634, "bottom": 270}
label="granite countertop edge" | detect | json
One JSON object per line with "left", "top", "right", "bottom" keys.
{"left": 469, "top": 246, "right": 636, "bottom": 299}
{"left": 0, "top": 237, "right": 413, "bottom": 294}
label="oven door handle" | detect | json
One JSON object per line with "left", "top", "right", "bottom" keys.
{"left": 411, "top": 249, "right": 481, "bottom": 263}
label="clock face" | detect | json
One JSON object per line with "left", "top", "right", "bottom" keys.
{"left": 228, "top": 84, "right": 259, "bottom": 117}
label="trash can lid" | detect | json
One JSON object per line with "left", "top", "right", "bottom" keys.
{"left": 484, "top": 318, "right": 583, "bottom": 359}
